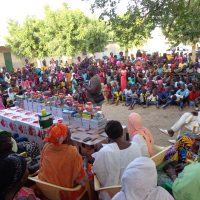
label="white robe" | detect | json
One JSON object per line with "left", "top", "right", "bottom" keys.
{"left": 92, "top": 142, "right": 142, "bottom": 200}
{"left": 112, "top": 157, "right": 174, "bottom": 200}
{"left": 170, "top": 112, "right": 200, "bottom": 137}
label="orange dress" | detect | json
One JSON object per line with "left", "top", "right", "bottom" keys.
{"left": 66, "top": 72, "right": 72, "bottom": 89}
{"left": 39, "top": 143, "right": 96, "bottom": 200}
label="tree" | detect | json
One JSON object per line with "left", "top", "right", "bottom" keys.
{"left": 162, "top": 0, "right": 200, "bottom": 61}
{"left": 85, "top": 17, "right": 110, "bottom": 54}
{"left": 111, "top": 10, "right": 153, "bottom": 50}
{"left": 39, "top": 3, "right": 90, "bottom": 57}
{"left": 85, "top": 0, "right": 200, "bottom": 57}
{"left": 5, "top": 3, "right": 110, "bottom": 58}
{"left": 5, "top": 16, "right": 45, "bottom": 59}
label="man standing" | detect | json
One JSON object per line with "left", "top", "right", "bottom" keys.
{"left": 83, "top": 65, "right": 104, "bottom": 106}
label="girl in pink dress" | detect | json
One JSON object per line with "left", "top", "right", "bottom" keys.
{"left": 121, "top": 64, "right": 127, "bottom": 92}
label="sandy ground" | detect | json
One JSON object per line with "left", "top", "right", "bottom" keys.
{"left": 102, "top": 103, "right": 193, "bottom": 147}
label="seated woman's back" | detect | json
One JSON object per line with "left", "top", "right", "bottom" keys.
{"left": 38, "top": 124, "right": 84, "bottom": 200}
{"left": 92, "top": 121, "right": 142, "bottom": 200}
{"left": 93, "top": 142, "right": 142, "bottom": 186}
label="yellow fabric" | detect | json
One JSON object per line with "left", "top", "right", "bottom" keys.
{"left": 171, "top": 151, "right": 179, "bottom": 161}
{"left": 164, "top": 68, "right": 171, "bottom": 73}
{"left": 178, "top": 63, "right": 187, "bottom": 68}
{"left": 114, "top": 91, "right": 124, "bottom": 102}
{"left": 11, "top": 137, "right": 18, "bottom": 152}
{"left": 166, "top": 52, "right": 173, "bottom": 60}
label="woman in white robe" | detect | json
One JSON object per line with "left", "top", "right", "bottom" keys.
{"left": 112, "top": 157, "right": 174, "bottom": 200}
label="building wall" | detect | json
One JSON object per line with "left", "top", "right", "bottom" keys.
{"left": 0, "top": 41, "right": 125, "bottom": 71}
{"left": 0, "top": 47, "right": 38, "bottom": 69}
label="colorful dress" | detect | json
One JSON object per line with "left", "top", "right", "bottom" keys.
{"left": 14, "top": 187, "right": 40, "bottom": 200}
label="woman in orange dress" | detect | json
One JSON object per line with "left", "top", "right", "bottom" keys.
{"left": 39, "top": 124, "right": 97, "bottom": 200}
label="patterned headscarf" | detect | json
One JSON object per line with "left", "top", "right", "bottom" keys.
{"left": 0, "top": 154, "right": 27, "bottom": 199}
{"left": 43, "top": 123, "right": 68, "bottom": 146}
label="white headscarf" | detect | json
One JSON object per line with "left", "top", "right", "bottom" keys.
{"left": 6, "top": 88, "right": 15, "bottom": 101}
{"left": 71, "top": 73, "right": 75, "bottom": 81}
{"left": 112, "top": 157, "right": 174, "bottom": 200}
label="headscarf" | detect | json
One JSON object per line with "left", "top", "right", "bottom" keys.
{"left": 172, "top": 162, "right": 200, "bottom": 200}
{"left": 128, "top": 113, "right": 154, "bottom": 157}
{"left": 43, "top": 123, "right": 68, "bottom": 146}
{"left": 6, "top": 88, "right": 14, "bottom": 101}
{"left": 0, "top": 154, "right": 27, "bottom": 199}
{"left": 70, "top": 73, "right": 75, "bottom": 81}
{"left": 112, "top": 157, "right": 174, "bottom": 200}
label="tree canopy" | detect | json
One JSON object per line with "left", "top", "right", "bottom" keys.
{"left": 5, "top": 3, "right": 110, "bottom": 59}
{"left": 86, "top": 0, "right": 200, "bottom": 53}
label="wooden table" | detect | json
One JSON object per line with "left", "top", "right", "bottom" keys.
{"left": 67, "top": 124, "right": 128, "bottom": 156}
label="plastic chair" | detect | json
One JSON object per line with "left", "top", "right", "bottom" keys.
{"left": 151, "top": 145, "right": 172, "bottom": 167}
{"left": 94, "top": 145, "right": 172, "bottom": 198}
{"left": 28, "top": 176, "right": 92, "bottom": 200}
{"left": 94, "top": 175, "right": 122, "bottom": 199}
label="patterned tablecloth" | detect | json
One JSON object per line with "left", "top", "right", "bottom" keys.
{"left": 0, "top": 108, "right": 62, "bottom": 151}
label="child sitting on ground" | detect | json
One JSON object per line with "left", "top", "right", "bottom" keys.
{"left": 129, "top": 89, "right": 140, "bottom": 110}
{"left": 145, "top": 89, "right": 159, "bottom": 108}
{"left": 114, "top": 86, "right": 123, "bottom": 106}
{"left": 105, "top": 83, "right": 114, "bottom": 104}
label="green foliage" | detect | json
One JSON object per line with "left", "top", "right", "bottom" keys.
{"left": 85, "top": 17, "right": 110, "bottom": 54}
{"left": 85, "top": 0, "right": 200, "bottom": 49}
{"left": 4, "top": 2, "right": 110, "bottom": 58}
{"left": 162, "top": 0, "right": 200, "bottom": 47}
{"left": 5, "top": 16, "right": 44, "bottom": 59}
{"left": 111, "top": 10, "right": 153, "bottom": 49}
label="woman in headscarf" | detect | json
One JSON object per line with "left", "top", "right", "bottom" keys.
{"left": 39, "top": 123, "right": 97, "bottom": 200}
{"left": 112, "top": 157, "right": 174, "bottom": 200}
{"left": 128, "top": 113, "right": 154, "bottom": 157}
{"left": 0, "top": 154, "right": 40, "bottom": 200}
{"left": 92, "top": 120, "right": 142, "bottom": 200}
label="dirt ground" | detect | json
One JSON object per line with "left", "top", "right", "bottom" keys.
{"left": 102, "top": 103, "right": 193, "bottom": 147}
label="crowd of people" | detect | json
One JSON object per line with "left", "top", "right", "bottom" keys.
{"left": 0, "top": 49, "right": 200, "bottom": 110}
{"left": 0, "top": 50, "right": 200, "bottom": 200}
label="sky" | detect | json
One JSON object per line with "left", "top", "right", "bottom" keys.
{"left": 0, "top": 0, "right": 128, "bottom": 39}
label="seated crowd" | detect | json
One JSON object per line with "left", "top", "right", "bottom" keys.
{"left": 0, "top": 50, "right": 200, "bottom": 111}
{"left": 0, "top": 50, "right": 200, "bottom": 200}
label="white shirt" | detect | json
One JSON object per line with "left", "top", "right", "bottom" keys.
{"left": 170, "top": 94, "right": 183, "bottom": 101}
{"left": 125, "top": 89, "right": 132, "bottom": 96}
{"left": 92, "top": 142, "right": 142, "bottom": 200}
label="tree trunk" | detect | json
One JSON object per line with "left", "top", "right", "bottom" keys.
{"left": 192, "top": 44, "right": 196, "bottom": 61}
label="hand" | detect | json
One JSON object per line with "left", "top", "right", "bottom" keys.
{"left": 192, "top": 111, "right": 198, "bottom": 116}
{"left": 191, "top": 142, "right": 199, "bottom": 154}
{"left": 83, "top": 83, "right": 88, "bottom": 88}
{"left": 175, "top": 164, "right": 185, "bottom": 172}
{"left": 167, "top": 168, "right": 177, "bottom": 178}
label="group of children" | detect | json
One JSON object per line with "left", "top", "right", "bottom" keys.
{"left": 0, "top": 50, "right": 200, "bottom": 111}
{"left": 102, "top": 51, "right": 200, "bottom": 111}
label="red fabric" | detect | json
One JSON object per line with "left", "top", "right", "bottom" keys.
{"left": 171, "top": 64, "right": 175, "bottom": 70}
{"left": 105, "top": 86, "right": 113, "bottom": 98}
{"left": 188, "top": 90, "right": 199, "bottom": 102}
